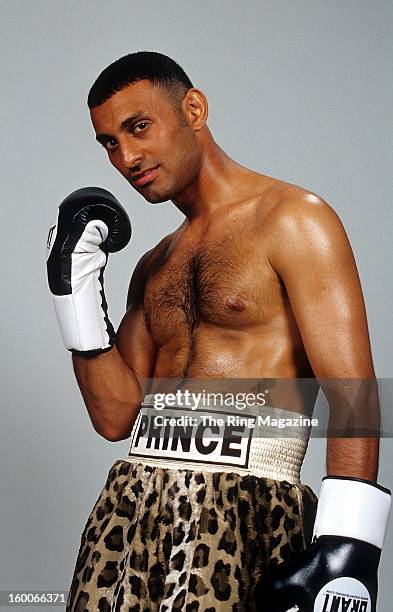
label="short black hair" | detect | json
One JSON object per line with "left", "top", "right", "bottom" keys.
{"left": 87, "top": 51, "right": 194, "bottom": 113}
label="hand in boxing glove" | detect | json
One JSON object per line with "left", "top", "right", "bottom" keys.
{"left": 46, "top": 186, "right": 131, "bottom": 356}
{"left": 254, "top": 476, "right": 391, "bottom": 612}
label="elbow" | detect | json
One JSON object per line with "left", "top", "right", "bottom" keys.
{"left": 98, "top": 431, "right": 131, "bottom": 442}
{"left": 89, "top": 401, "right": 139, "bottom": 442}
{"left": 93, "top": 422, "right": 133, "bottom": 442}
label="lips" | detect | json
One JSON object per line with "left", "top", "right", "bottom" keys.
{"left": 131, "top": 167, "right": 159, "bottom": 187}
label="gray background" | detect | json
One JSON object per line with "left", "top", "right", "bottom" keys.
{"left": 1, "top": 0, "right": 392, "bottom": 610}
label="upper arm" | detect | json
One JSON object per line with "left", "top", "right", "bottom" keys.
{"left": 268, "top": 193, "right": 375, "bottom": 379}
{"left": 115, "top": 250, "right": 157, "bottom": 385}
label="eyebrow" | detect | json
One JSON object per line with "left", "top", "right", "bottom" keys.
{"left": 95, "top": 111, "right": 147, "bottom": 144}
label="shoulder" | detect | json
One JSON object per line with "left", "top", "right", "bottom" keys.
{"left": 246, "top": 171, "right": 343, "bottom": 233}
{"left": 126, "top": 231, "right": 176, "bottom": 309}
{"left": 263, "top": 180, "right": 347, "bottom": 244}
{"left": 260, "top": 181, "right": 354, "bottom": 272}
{"left": 133, "top": 227, "right": 179, "bottom": 276}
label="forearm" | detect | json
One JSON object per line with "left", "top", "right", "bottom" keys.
{"left": 72, "top": 346, "right": 142, "bottom": 441}
{"left": 327, "top": 437, "right": 379, "bottom": 480}
{"left": 324, "top": 378, "right": 380, "bottom": 480}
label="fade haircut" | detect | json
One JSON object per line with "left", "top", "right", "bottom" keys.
{"left": 87, "top": 51, "right": 194, "bottom": 117}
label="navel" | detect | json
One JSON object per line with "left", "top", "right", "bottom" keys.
{"left": 225, "top": 297, "right": 246, "bottom": 312}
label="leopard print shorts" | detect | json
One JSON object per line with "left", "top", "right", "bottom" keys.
{"left": 66, "top": 460, "right": 317, "bottom": 611}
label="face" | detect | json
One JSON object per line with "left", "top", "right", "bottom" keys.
{"left": 90, "top": 80, "right": 203, "bottom": 203}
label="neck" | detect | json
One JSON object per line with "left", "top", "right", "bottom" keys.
{"left": 171, "top": 131, "right": 251, "bottom": 220}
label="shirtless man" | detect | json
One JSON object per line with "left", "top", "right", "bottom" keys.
{"left": 47, "top": 52, "right": 390, "bottom": 611}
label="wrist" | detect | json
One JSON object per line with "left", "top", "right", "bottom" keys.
{"left": 313, "top": 475, "right": 391, "bottom": 548}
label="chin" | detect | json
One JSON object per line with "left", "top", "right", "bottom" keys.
{"left": 141, "top": 185, "right": 177, "bottom": 204}
{"left": 143, "top": 192, "right": 170, "bottom": 204}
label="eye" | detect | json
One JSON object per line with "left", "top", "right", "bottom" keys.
{"left": 104, "top": 138, "right": 118, "bottom": 151}
{"left": 134, "top": 122, "right": 149, "bottom": 134}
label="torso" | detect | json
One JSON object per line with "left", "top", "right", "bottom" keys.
{"left": 142, "top": 174, "right": 315, "bottom": 386}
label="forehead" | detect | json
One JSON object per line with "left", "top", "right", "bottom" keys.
{"left": 90, "top": 79, "right": 173, "bottom": 132}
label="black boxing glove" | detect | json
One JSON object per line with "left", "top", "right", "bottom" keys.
{"left": 254, "top": 476, "right": 391, "bottom": 612}
{"left": 46, "top": 187, "right": 131, "bottom": 356}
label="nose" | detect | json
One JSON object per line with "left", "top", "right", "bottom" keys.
{"left": 118, "top": 143, "right": 143, "bottom": 170}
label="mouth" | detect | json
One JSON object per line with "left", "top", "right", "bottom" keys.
{"left": 130, "top": 166, "right": 159, "bottom": 187}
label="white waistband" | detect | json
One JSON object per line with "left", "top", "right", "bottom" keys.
{"left": 125, "top": 394, "right": 311, "bottom": 484}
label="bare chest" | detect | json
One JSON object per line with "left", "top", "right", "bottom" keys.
{"left": 144, "top": 228, "right": 284, "bottom": 347}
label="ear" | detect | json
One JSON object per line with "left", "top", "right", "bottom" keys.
{"left": 181, "top": 88, "right": 208, "bottom": 131}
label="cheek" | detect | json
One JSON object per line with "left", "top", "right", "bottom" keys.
{"left": 170, "top": 131, "right": 195, "bottom": 165}
{"left": 109, "top": 154, "right": 126, "bottom": 175}
{"left": 157, "top": 126, "right": 199, "bottom": 184}
{"left": 174, "top": 143, "right": 199, "bottom": 180}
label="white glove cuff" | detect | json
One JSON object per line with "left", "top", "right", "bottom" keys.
{"left": 52, "top": 290, "right": 112, "bottom": 352}
{"left": 313, "top": 476, "right": 391, "bottom": 549}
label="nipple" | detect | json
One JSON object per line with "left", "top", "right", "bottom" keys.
{"left": 225, "top": 297, "right": 246, "bottom": 312}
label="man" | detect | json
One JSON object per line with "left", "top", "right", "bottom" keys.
{"left": 47, "top": 52, "right": 390, "bottom": 611}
